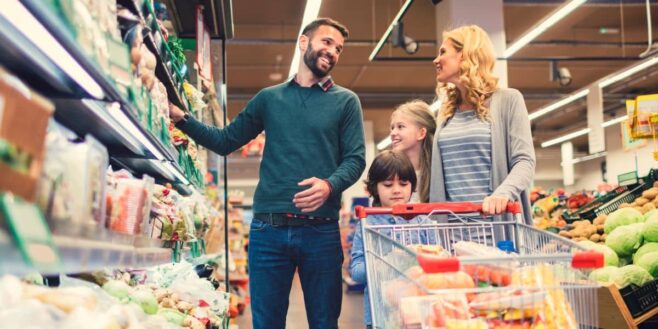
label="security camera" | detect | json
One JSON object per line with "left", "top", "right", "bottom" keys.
{"left": 550, "top": 61, "right": 572, "bottom": 87}
{"left": 392, "top": 22, "right": 419, "bottom": 55}
{"left": 557, "top": 67, "right": 572, "bottom": 87}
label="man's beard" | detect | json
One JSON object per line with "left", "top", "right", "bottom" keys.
{"left": 303, "top": 45, "right": 334, "bottom": 78}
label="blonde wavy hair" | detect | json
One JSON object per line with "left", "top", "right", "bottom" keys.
{"left": 391, "top": 100, "right": 436, "bottom": 202}
{"left": 436, "top": 25, "right": 499, "bottom": 122}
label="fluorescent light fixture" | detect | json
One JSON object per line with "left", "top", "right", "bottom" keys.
{"left": 542, "top": 114, "right": 631, "bottom": 148}
{"left": 107, "top": 103, "right": 165, "bottom": 160}
{"left": 504, "top": 0, "right": 586, "bottom": 58}
{"left": 0, "top": 2, "right": 104, "bottom": 99}
{"left": 151, "top": 160, "right": 176, "bottom": 181}
{"left": 82, "top": 100, "right": 144, "bottom": 156}
{"left": 541, "top": 128, "right": 590, "bottom": 148}
{"left": 377, "top": 137, "right": 392, "bottom": 151}
{"left": 164, "top": 162, "right": 190, "bottom": 185}
{"left": 528, "top": 89, "right": 589, "bottom": 121}
{"left": 561, "top": 151, "right": 607, "bottom": 165}
{"left": 368, "top": 0, "right": 414, "bottom": 61}
{"left": 599, "top": 55, "right": 658, "bottom": 88}
{"left": 288, "top": 0, "right": 323, "bottom": 77}
{"left": 602, "top": 115, "right": 628, "bottom": 128}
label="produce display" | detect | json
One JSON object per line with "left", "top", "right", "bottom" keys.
{"left": 0, "top": 260, "right": 230, "bottom": 329}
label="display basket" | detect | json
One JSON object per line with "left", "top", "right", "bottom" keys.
{"left": 355, "top": 202, "right": 604, "bottom": 329}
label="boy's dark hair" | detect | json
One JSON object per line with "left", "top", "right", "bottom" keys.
{"left": 302, "top": 17, "right": 349, "bottom": 39}
{"left": 365, "top": 150, "right": 417, "bottom": 206}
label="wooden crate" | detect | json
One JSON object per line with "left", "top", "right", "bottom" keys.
{"left": 597, "top": 282, "right": 658, "bottom": 329}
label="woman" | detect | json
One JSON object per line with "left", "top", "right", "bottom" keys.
{"left": 430, "top": 25, "right": 535, "bottom": 224}
{"left": 389, "top": 100, "right": 436, "bottom": 203}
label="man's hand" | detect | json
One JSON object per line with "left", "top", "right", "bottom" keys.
{"left": 169, "top": 104, "right": 186, "bottom": 123}
{"left": 482, "top": 195, "right": 509, "bottom": 215}
{"left": 293, "top": 177, "right": 331, "bottom": 213}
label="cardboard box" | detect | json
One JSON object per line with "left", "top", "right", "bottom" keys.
{"left": 0, "top": 75, "right": 55, "bottom": 201}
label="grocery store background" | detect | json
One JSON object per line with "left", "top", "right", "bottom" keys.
{"left": 1, "top": 0, "right": 658, "bottom": 328}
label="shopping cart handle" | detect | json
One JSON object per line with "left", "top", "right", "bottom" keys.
{"left": 572, "top": 251, "right": 605, "bottom": 269}
{"left": 355, "top": 202, "right": 522, "bottom": 219}
{"left": 417, "top": 253, "right": 460, "bottom": 273}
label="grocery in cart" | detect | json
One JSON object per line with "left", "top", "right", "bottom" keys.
{"left": 355, "top": 202, "right": 605, "bottom": 329}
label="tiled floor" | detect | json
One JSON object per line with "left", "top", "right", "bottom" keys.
{"left": 235, "top": 274, "right": 364, "bottom": 329}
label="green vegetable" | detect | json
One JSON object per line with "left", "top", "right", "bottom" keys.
{"left": 158, "top": 308, "right": 186, "bottom": 325}
{"left": 605, "top": 223, "right": 644, "bottom": 257}
{"left": 635, "top": 251, "right": 658, "bottom": 277}
{"left": 578, "top": 240, "right": 619, "bottom": 267}
{"left": 129, "top": 290, "right": 159, "bottom": 314}
{"left": 103, "top": 280, "right": 132, "bottom": 300}
{"left": 612, "top": 265, "right": 653, "bottom": 288}
{"left": 642, "top": 213, "right": 658, "bottom": 243}
{"left": 633, "top": 242, "right": 658, "bottom": 263}
{"left": 644, "top": 209, "right": 658, "bottom": 222}
{"left": 589, "top": 266, "right": 620, "bottom": 283}
{"left": 604, "top": 208, "right": 643, "bottom": 234}
{"left": 619, "top": 257, "right": 632, "bottom": 267}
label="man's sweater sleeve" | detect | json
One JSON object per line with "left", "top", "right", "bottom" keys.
{"left": 176, "top": 95, "right": 264, "bottom": 156}
{"left": 326, "top": 94, "right": 366, "bottom": 194}
{"left": 349, "top": 221, "right": 367, "bottom": 283}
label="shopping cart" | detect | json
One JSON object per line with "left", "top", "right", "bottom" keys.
{"left": 355, "top": 202, "right": 604, "bottom": 329}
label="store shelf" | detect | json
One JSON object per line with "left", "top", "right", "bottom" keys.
{"left": 164, "top": 0, "right": 234, "bottom": 40}
{"left": 144, "top": 32, "right": 189, "bottom": 112}
{"left": 0, "top": 229, "right": 172, "bottom": 276}
{"left": 0, "top": 1, "right": 199, "bottom": 193}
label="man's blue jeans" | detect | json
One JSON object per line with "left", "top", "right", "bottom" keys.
{"left": 248, "top": 219, "right": 343, "bottom": 329}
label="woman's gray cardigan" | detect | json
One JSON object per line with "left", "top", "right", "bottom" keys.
{"left": 429, "top": 88, "right": 536, "bottom": 225}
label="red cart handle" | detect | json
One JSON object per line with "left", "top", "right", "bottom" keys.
{"left": 355, "top": 202, "right": 522, "bottom": 220}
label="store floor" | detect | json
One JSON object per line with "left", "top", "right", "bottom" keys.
{"left": 235, "top": 274, "right": 364, "bottom": 329}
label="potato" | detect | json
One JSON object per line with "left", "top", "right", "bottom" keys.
{"left": 654, "top": 181, "right": 658, "bottom": 189}
{"left": 593, "top": 214, "right": 607, "bottom": 225}
{"left": 643, "top": 202, "right": 656, "bottom": 214}
{"left": 642, "top": 188, "right": 658, "bottom": 200}
{"left": 654, "top": 198, "right": 658, "bottom": 207}
{"left": 596, "top": 224, "right": 605, "bottom": 234}
{"left": 601, "top": 233, "right": 607, "bottom": 241}
{"left": 590, "top": 234, "right": 601, "bottom": 243}
{"left": 636, "top": 197, "right": 650, "bottom": 206}
{"left": 619, "top": 203, "right": 632, "bottom": 209}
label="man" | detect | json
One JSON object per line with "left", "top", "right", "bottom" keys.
{"left": 170, "top": 18, "right": 365, "bottom": 329}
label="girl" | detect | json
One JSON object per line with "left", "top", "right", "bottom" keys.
{"left": 390, "top": 100, "right": 436, "bottom": 203}
{"left": 430, "top": 25, "right": 535, "bottom": 224}
{"left": 349, "top": 150, "right": 434, "bottom": 328}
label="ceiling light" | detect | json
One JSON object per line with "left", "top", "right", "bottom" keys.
{"left": 602, "top": 115, "right": 628, "bottom": 128}
{"left": 0, "top": 2, "right": 104, "bottom": 99}
{"left": 541, "top": 128, "right": 591, "bottom": 148}
{"left": 529, "top": 89, "right": 589, "bottom": 121}
{"left": 504, "top": 0, "right": 586, "bottom": 58}
{"left": 288, "top": 0, "right": 323, "bottom": 77}
{"left": 107, "top": 103, "right": 165, "bottom": 160}
{"left": 542, "top": 115, "right": 631, "bottom": 148}
{"left": 369, "top": 0, "right": 414, "bottom": 61}
{"left": 377, "top": 137, "right": 392, "bottom": 151}
{"left": 599, "top": 55, "right": 658, "bottom": 88}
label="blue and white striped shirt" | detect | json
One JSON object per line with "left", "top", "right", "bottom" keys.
{"left": 438, "top": 110, "right": 493, "bottom": 205}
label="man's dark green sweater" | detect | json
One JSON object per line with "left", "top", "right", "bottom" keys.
{"left": 177, "top": 78, "right": 366, "bottom": 219}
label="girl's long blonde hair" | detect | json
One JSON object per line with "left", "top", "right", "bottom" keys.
{"left": 437, "top": 25, "right": 499, "bottom": 122}
{"left": 392, "top": 100, "right": 436, "bottom": 203}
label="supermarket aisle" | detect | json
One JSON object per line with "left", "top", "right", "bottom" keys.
{"left": 235, "top": 274, "right": 364, "bottom": 328}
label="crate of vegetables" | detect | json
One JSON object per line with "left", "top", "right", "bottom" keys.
{"left": 563, "top": 185, "right": 631, "bottom": 222}
{"left": 582, "top": 169, "right": 658, "bottom": 221}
